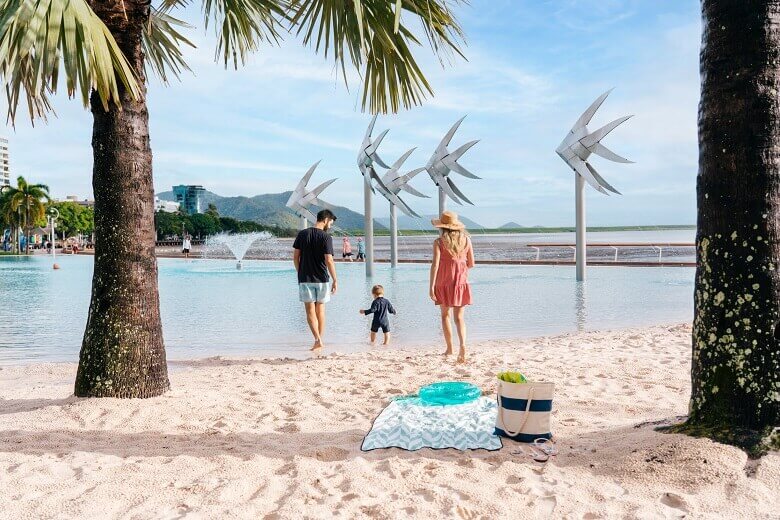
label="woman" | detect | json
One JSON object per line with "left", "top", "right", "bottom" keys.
{"left": 429, "top": 211, "right": 474, "bottom": 363}
{"left": 342, "top": 237, "right": 354, "bottom": 261}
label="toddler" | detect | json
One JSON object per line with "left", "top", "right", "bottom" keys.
{"left": 359, "top": 285, "right": 396, "bottom": 345}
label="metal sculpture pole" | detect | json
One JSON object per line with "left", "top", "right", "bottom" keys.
{"left": 357, "top": 115, "right": 397, "bottom": 277}
{"left": 575, "top": 175, "right": 586, "bottom": 280}
{"left": 425, "top": 116, "right": 480, "bottom": 216}
{"left": 286, "top": 161, "right": 338, "bottom": 233}
{"left": 364, "top": 180, "right": 374, "bottom": 275}
{"left": 389, "top": 204, "right": 398, "bottom": 266}
{"left": 556, "top": 89, "right": 633, "bottom": 281}
{"left": 376, "top": 148, "right": 428, "bottom": 267}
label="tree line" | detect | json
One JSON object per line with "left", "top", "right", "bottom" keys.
{"left": 2, "top": 175, "right": 97, "bottom": 253}
{"left": 154, "top": 203, "right": 296, "bottom": 240}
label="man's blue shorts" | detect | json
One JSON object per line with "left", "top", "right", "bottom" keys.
{"left": 299, "top": 282, "right": 331, "bottom": 303}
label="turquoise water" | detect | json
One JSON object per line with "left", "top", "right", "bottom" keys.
{"left": 0, "top": 255, "right": 694, "bottom": 363}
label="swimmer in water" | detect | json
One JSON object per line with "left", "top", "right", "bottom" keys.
{"left": 237, "top": 260, "right": 242, "bottom": 269}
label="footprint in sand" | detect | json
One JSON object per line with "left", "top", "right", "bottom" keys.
{"left": 281, "top": 405, "right": 298, "bottom": 418}
{"left": 506, "top": 475, "right": 523, "bottom": 485}
{"left": 315, "top": 447, "right": 349, "bottom": 462}
{"left": 660, "top": 492, "right": 689, "bottom": 512}
{"left": 530, "top": 495, "right": 557, "bottom": 516}
{"left": 415, "top": 488, "right": 436, "bottom": 502}
{"left": 275, "top": 422, "right": 300, "bottom": 433}
{"left": 456, "top": 505, "right": 479, "bottom": 519}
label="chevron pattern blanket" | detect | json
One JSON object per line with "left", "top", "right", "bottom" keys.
{"left": 361, "top": 396, "right": 503, "bottom": 451}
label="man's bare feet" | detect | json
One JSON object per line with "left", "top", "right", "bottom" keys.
{"left": 457, "top": 347, "right": 466, "bottom": 364}
{"left": 310, "top": 339, "right": 323, "bottom": 351}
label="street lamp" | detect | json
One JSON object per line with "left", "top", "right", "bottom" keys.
{"left": 47, "top": 206, "right": 59, "bottom": 269}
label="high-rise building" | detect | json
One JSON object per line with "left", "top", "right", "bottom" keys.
{"left": 154, "top": 197, "right": 180, "bottom": 213}
{"left": 172, "top": 185, "right": 206, "bottom": 215}
{"left": 0, "top": 136, "right": 10, "bottom": 186}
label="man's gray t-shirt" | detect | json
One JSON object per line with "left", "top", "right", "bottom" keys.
{"left": 293, "top": 227, "right": 334, "bottom": 283}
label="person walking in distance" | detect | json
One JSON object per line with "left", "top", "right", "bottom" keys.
{"left": 182, "top": 234, "right": 192, "bottom": 259}
{"left": 356, "top": 237, "right": 365, "bottom": 261}
{"left": 293, "top": 209, "right": 338, "bottom": 351}
{"left": 342, "top": 237, "right": 354, "bottom": 261}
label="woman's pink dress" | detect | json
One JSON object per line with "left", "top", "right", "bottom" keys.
{"left": 433, "top": 238, "right": 472, "bottom": 307}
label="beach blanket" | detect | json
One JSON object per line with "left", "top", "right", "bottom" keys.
{"left": 361, "top": 396, "right": 503, "bottom": 451}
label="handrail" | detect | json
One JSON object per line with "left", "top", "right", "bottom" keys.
{"left": 525, "top": 242, "right": 694, "bottom": 247}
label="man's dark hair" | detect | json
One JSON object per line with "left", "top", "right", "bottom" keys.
{"left": 317, "top": 209, "right": 336, "bottom": 222}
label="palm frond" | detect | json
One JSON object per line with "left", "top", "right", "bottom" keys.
{"left": 202, "top": 0, "right": 287, "bottom": 68}
{"left": 288, "top": 0, "right": 465, "bottom": 114}
{"left": 143, "top": 8, "right": 195, "bottom": 84}
{"left": 0, "top": 0, "right": 141, "bottom": 124}
{"left": 159, "top": 0, "right": 192, "bottom": 12}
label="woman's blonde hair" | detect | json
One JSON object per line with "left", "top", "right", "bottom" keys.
{"left": 439, "top": 228, "right": 469, "bottom": 256}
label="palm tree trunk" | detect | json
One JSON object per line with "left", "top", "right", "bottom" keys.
{"left": 24, "top": 206, "right": 30, "bottom": 254}
{"left": 75, "top": 0, "right": 169, "bottom": 397}
{"left": 688, "top": 0, "right": 779, "bottom": 438}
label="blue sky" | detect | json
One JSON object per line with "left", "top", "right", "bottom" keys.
{"left": 1, "top": 0, "right": 700, "bottom": 228}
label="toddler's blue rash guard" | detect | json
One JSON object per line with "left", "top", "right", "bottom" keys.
{"left": 363, "top": 297, "right": 396, "bottom": 332}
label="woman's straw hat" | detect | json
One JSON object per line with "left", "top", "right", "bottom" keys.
{"left": 431, "top": 211, "right": 465, "bottom": 231}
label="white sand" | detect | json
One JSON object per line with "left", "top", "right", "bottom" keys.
{"left": 1, "top": 323, "right": 777, "bottom": 519}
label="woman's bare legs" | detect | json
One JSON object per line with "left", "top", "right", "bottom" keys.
{"left": 440, "top": 305, "right": 454, "bottom": 355}
{"left": 453, "top": 306, "right": 467, "bottom": 363}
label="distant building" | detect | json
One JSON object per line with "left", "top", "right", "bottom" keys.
{"left": 172, "top": 185, "right": 206, "bottom": 215}
{"left": 154, "top": 197, "right": 180, "bottom": 213}
{"left": 64, "top": 195, "right": 95, "bottom": 208}
{"left": 1, "top": 136, "right": 10, "bottom": 186}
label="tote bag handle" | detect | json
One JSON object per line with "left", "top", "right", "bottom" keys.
{"left": 497, "top": 382, "right": 535, "bottom": 438}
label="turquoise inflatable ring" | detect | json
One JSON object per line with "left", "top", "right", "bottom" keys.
{"left": 418, "top": 381, "right": 481, "bottom": 406}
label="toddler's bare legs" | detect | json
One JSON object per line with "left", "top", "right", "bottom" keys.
{"left": 383, "top": 332, "right": 390, "bottom": 346}
{"left": 369, "top": 331, "right": 377, "bottom": 344}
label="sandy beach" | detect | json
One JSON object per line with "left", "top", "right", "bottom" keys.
{"left": 1, "top": 323, "right": 777, "bottom": 519}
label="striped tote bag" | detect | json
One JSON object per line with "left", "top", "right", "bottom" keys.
{"left": 494, "top": 379, "right": 554, "bottom": 442}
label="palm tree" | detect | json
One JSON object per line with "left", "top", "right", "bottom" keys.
{"left": 3, "top": 176, "right": 50, "bottom": 254}
{"left": 670, "top": 0, "right": 779, "bottom": 455}
{"left": 0, "top": 186, "right": 20, "bottom": 253}
{"left": 0, "top": 0, "right": 466, "bottom": 398}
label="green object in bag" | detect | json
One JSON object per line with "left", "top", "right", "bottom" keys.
{"left": 497, "top": 371, "right": 528, "bottom": 384}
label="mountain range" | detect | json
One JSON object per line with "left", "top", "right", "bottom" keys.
{"left": 157, "top": 189, "right": 485, "bottom": 231}
{"left": 156, "top": 189, "right": 380, "bottom": 231}
{"left": 374, "top": 214, "right": 484, "bottom": 230}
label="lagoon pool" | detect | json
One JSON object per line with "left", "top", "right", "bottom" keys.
{"left": 0, "top": 255, "right": 694, "bottom": 363}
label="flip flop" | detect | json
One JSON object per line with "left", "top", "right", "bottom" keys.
{"left": 510, "top": 439, "right": 557, "bottom": 463}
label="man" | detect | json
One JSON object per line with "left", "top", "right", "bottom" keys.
{"left": 293, "top": 209, "right": 338, "bottom": 351}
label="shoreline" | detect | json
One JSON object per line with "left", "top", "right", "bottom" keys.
{"left": 1, "top": 323, "right": 777, "bottom": 518}
{"left": 39, "top": 250, "right": 698, "bottom": 267}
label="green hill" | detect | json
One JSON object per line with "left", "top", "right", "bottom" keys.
{"left": 500, "top": 221, "right": 524, "bottom": 229}
{"left": 156, "top": 190, "right": 383, "bottom": 231}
